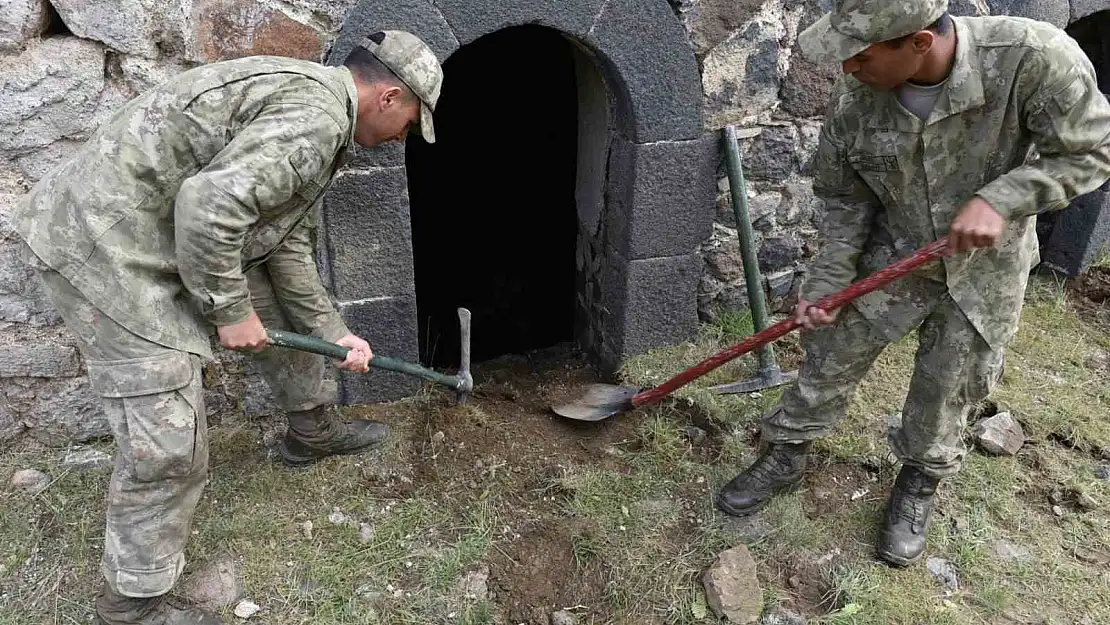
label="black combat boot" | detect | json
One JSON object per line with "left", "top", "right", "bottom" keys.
{"left": 95, "top": 584, "right": 221, "bottom": 625}
{"left": 878, "top": 465, "right": 940, "bottom": 567}
{"left": 716, "top": 442, "right": 812, "bottom": 516}
{"left": 277, "top": 405, "right": 390, "bottom": 467}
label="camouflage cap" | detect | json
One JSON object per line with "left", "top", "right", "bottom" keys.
{"left": 359, "top": 30, "right": 443, "bottom": 143}
{"left": 799, "top": 0, "right": 949, "bottom": 64}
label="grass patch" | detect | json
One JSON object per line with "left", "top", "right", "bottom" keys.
{"left": 3, "top": 274, "right": 1110, "bottom": 624}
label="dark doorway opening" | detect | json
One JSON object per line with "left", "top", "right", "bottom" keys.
{"left": 406, "top": 26, "right": 580, "bottom": 368}
{"left": 1067, "top": 10, "right": 1110, "bottom": 94}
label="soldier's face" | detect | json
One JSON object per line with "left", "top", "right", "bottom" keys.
{"left": 356, "top": 86, "right": 421, "bottom": 146}
{"left": 842, "top": 36, "right": 931, "bottom": 91}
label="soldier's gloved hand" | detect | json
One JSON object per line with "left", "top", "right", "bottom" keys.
{"left": 218, "top": 312, "right": 270, "bottom": 352}
{"left": 334, "top": 334, "right": 373, "bottom": 373}
{"left": 948, "top": 197, "right": 1005, "bottom": 253}
{"left": 794, "top": 299, "right": 838, "bottom": 331}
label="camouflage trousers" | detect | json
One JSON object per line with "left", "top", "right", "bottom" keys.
{"left": 33, "top": 256, "right": 336, "bottom": 598}
{"left": 762, "top": 285, "right": 1004, "bottom": 479}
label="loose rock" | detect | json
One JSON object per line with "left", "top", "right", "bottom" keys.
{"left": 459, "top": 566, "right": 489, "bottom": 601}
{"left": 685, "top": 425, "right": 708, "bottom": 445}
{"left": 703, "top": 545, "right": 762, "bottom": 623}
{"left": 301, "top": 520, "right": 313, "bottom": 539}
{"left": 63, "top": 448, "right": 113, "bottom": 471}
{"left": 551, "top": 610, "right": 577, "bottom": 625}
{"left": 9, "top": 468, "right": 50, "bottom": 494}
{"left": 358, "top": 523, "right": 375, "bottom": 544}
{"left": 926, "top": 557, "right": 959, "bottom": 591}
{"left": 759, "top": 606, "right": 807, "bottom": 625}
{"left": 0, "top": 0, "right": 50, "bottom": 52}
{"left": 973, "top": 412, "right": 1024, "bottom": 456}
{"left": 179, "top": 554, "right": 245, "bottom": 611}
{"left": 233, "top": 599, "right": 260, "bottom": 619}
{"left": 988, "top": 539, "right": 1032, "bottom": 563}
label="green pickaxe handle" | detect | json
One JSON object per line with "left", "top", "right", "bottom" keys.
{"left": 266, "top": 329, "right": 467, "bottom": 391}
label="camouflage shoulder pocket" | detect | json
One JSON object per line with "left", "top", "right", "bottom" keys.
{"left": 847, "top": 153, "right": 900, "bottom": 172}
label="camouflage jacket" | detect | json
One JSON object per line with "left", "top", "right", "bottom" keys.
{"left": 11, "top": 56, "right": 358, "bottom": 359}
{"left": 802, "top": 15, "right": 1110, "bottom": 350}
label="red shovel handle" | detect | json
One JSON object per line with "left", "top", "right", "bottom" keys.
{"left": 631, "top": 238, "right": 951, "bottom": 408}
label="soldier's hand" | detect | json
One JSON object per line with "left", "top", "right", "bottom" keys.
{"left": 794, "top": 299, "right": 838, "bottom": 331}
{"left": 949, "top": 197, "right": 1005, "bottom": 253}
{"left": 218, "top": 312, "right": 270, "bottom": 352}
{"left": 334, "top": 334, "right": 373, "bottom": 373}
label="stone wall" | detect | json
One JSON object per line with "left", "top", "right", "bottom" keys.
{"left": 0, "top": 0, "right": 1100, "bottom": 445}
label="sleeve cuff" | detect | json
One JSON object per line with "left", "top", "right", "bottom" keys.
{"left": 973, "top": 178, "right": 1025, "bottom": 221}
{"left": 206, "top": 298, "right": 256, "bottom": 327}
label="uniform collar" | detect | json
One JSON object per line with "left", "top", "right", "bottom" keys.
{"left": 338, "top": 66, "right": 359, "bottom": 148}
{"left": 867, "top": 17, "right": 985, "bottom": 131}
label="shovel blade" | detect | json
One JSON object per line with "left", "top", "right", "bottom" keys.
{"left": 551, "top": 383, "right": 641, "bottom": 421}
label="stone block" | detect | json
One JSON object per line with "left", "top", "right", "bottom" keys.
{"left": 988, "top": 0, "right": 1070, "bottom": 27}
{"left": 744, "top": 125, "right": 800, "bottom": 181}
{"left": 326, "top": 0, "right": 459, "bottom": 66}
{"left": 674, "top": 0, "right": 766, "bottom": 55}
{"left": 0, "top": 37, "right": 106, "bottom": 154}
{"left": 605, "top": 135, "right": 717, "bottom": 260}
{"left": 321, "top": 168, "right": 417, "bottom": 301}
{"left": 434, "top": 0, "right": 605, "bottom": 44}
{"left": 5, "top": 376, "right": 108, "bottom": 446}
{"left": 585, "top": 0, "right": 704, "bottom": 142}
{"left": 702, "top": 17, "right": 783, "bottom": 127}
{"left": 1041, "top": 178, "right": 1110, "bottom": 276}
{"left": 0, "top": 0, "right": 49, "bottom": 53}
{"left": 344, "top": 141, "right": 405, "bottom": 171}
{"left": 601, "top": 251, "right": 701, "bottom": 366}
{"left": 192, "top": 0, "right": 325, "bottom": 62}
{"left": 758, "top": 234, "right": 804, "bottom": 272}
{"left": 949, "top": 0, "right": 992, "bottom": 17}
{"left": 780, "top": 54, "right": 840, "bottom": 118}
{"left": 119, "top": 56, "right": 194, "bottom": 95}
{"left": 1072, "top": 0, "right": 1108, "bottom": 22}
{"left": 336, "top": 296, "right": 421, "bottom": 404}
{"left": 51, "top": 0, "right": 186, "bottom": 58}
{"left": 0, "top": 344, "right": 80, "bottom": 378}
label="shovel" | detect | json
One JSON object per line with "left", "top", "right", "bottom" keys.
{"left": 266, "top": 307, "right": 475, "bottom": 403}
{"left": 551, "top": 239, "right": 951, "bottom": 421}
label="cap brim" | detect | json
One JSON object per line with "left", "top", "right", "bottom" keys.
{"left": 799, "top": 13, "right": 871, "bottom": 64}
{"left": 419, "top": 102, "right": 435, "bottom": 143}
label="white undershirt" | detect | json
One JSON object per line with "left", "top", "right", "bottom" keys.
{"left": 896, "top": 78, "right": 949, "bottom": 121}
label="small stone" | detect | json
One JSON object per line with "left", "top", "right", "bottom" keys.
{"left": 1101, "top": 446, "right": 1110, "bottom": 462}
{"left": 926, "top": 557, "right": 959, "bottom": 590}
{"left": 327, "top": 509, "right": 346, "bottom": 525}
{"left": 551, "top": 610, "right": 577, "bottom": 625}
{"left": 9, "top": 468, "right": 50, "bottom": 495}
{"left": 63, "top": 448, "right": 113, "bottom": 471}
{"left": 685, "top": 426, "right": 708, "bottom": 445}
{"left": 179, "top": 554, "right": 245, "bottom": 611}
{"left": 358, "top": 523, "right": 374, "bottom": 544}
{"left": 759, "top": 606, "right": 807, "bottom": 625}
{"left": 724, "top": 514, "right": 770, "bottom": 544}
{"left": 459, "top": 566, "right": 489, "bottom": 601}
{"left": 973, "top": 412, "right": 1025, "bottom": 456}
{"left": 233, "top": 599, "right": 260, "bottom": 619}
{"left": 1096, "top": 466, "right": 1110, "bottom": 481}
{"left": 703, "top": 545, "right": 762, "bottom": 623}
{"left": 1052, "top": 505, "right": 1065, "bottom": 517}
{"left": 301, "top": 520, "right": 313, "bottom": 539}
{"left": 431, "top": 431, "right": 445, "bottom": 444}
{"left": 988, "top": 540, "right": 1032, "bottom": 563}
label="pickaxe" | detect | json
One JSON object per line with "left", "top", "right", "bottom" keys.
{"left": 266, "top": 307, "right": 474, "bottom": 403}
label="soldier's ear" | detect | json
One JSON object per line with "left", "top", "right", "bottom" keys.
{"left": 911, "top": 31, "right": 935, "bottom": 54}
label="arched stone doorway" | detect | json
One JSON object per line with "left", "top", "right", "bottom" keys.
{"left": 318, "top": 0, "right": 716, "bottom": 404}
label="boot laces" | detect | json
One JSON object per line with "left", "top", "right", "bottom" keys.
{"left": 894, "top": 472, "right": 933, "bottom": 531}
{"left": 747, "top": 446, "right": 798, "bottom": 484}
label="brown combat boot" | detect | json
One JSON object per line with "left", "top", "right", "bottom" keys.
{"left": 277, "top": 405, "right": 390, "bottom": 467}
{"left": 95, "top": 584, "right": 221, "bottom": 625}
{"left": 878, "top": 465, "right": 940, "bottom": 567}
{"left": 716, "top": 442, "right": 812, "bottom": 516}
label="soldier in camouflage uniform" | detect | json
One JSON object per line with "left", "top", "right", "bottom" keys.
{"left": 11, "top": 31, "right": 444, "bottom": 625}
{"left": 716, "top": 0, "right": 1110, "bottom": 567}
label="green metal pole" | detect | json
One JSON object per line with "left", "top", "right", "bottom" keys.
{"left": 266, "top": 329, "right": 464, "bottom": 390}
{"left": 723, "top": 124, "right": 775, "bottom": 371}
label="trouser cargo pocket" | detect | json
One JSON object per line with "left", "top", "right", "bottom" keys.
{"left": 86, "top": 351, "right": 205, "bottom": 482}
